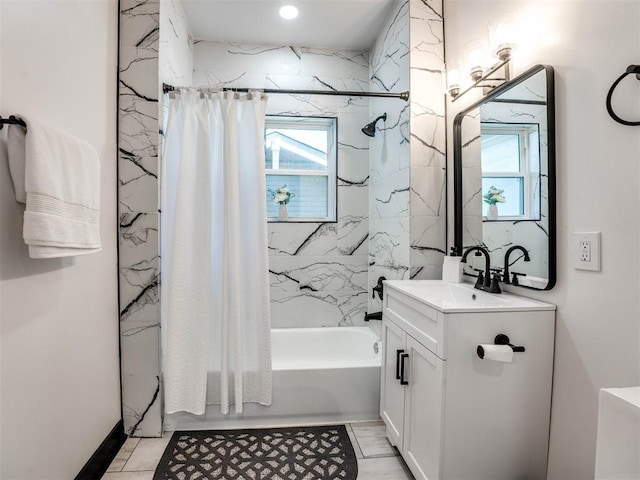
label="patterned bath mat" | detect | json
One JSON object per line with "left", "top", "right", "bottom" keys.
{"left": 153, "top": 425, "right": 358, "bottom": 480}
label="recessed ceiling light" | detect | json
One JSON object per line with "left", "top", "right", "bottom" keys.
{"left": 279, "top": 5, "right": 299, "bottom": 20}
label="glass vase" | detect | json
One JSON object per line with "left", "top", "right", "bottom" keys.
{"left": 278, "top": 203, "right": 288, "bottom": 221}
{"left": 486, "top": 204, "right": 498, "bottom": 221}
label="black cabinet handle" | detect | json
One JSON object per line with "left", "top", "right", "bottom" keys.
{"left": 400, "top": 353, "right": 409, "bottom": 385}
{"left": 395, "top": 349, "right": 404, "bottom": 379}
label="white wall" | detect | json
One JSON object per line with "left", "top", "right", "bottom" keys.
{"left": 0, "top": 1, "right": 121, "bottom": 478}
{"left": 445, "top": 0, "right": 640, "bottom": 478}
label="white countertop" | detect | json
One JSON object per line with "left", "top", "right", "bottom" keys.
{"left": 384, "top": 280, "right": 557, "bottom": 313}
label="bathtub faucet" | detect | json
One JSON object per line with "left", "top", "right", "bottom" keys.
{"left": 372, "top": 276, "right": 386, "bottom": 300}
{"left": 364, "top": 311, "right": 383, "bottom": 321}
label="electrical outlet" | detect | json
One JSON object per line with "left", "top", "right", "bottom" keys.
{"left": 580, "top": 240, "right": 591, "bottom": 262}
{"left": 574, "top": 232, "right": 601, "bottom": 271}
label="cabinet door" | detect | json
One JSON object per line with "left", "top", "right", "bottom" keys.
{"left": 402, "top": 335, "right": 445, "bottom": 480}
{"left": 380, "top": 317, "right": 407, "bottom": 449}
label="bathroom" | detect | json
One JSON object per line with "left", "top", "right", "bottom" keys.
{"left": 0, "top": 0, "right": 638, "bottom": 478}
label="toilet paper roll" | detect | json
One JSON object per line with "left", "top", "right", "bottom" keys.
{"left": 477, "top": 344, "right": 513, "bottom": 362}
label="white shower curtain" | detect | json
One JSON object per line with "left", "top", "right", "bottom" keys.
{"left": 161, "top": 89, "right": 272, "bottom": 415}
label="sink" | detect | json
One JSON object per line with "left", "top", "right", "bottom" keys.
{"left": 384, "top": 280, "right": 556, "bottom": 313}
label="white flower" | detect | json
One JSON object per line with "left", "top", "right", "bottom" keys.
{"left": 494, "top": 194, "right": 506, "bottom": 203}
{"left": 274, "top": 193, "right": 288, "bottom": 203}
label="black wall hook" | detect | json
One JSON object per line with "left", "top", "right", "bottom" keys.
{"left": 606, "top": 65, "right": 640, "bottom": 126}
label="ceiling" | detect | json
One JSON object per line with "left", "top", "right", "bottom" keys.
{"left": 181, "top": 0, "right": 397, "bottom": 51}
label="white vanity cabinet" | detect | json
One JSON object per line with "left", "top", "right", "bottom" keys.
{"left": 380, "top": 280, "right": 556, "bottom": 480}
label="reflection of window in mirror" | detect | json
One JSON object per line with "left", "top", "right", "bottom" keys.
{"left": 265, "top": 116, "right": 337, "bottom": 222}
{"left": 480, "top": 122, "right": 540, "bottom": 221}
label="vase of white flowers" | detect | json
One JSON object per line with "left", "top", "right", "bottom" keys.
{"left": 483, "top": 186, "right": 506, "bottom": 221}
{"left": 268, "top": 185, "right": 296, "bottom": 221}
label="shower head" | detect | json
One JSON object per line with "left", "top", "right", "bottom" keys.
{"left": 361, "top": 113, "right": 387, "bottom": 137}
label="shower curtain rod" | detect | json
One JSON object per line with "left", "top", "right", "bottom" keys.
{"left": 162, "top": 82, "right": 410, "bottom": 101}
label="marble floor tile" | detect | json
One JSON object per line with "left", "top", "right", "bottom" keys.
{"left": 106, "top": 437, "right": 141, "bottom": 473}
{"left": 121, "top": 437, "right": 170, "bottom": 472}
{"left": 350, "top": 421, "right": 398, "bottom": 458}
{"left": 102, "top": 472, "right": 155, "bottom": 480}
{"left": 357, "top": 456, "right": 415, "bottom": 479}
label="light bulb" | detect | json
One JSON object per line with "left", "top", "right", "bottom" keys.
{"left": 493, "top": 23, "right": 513, "bottom": 49}
{"left": 447, "top": 69, "right": 461, "bottom": 98}
{"left": 467, "top": 48, "right": 484, "bottom": 70}
{"left": 279, "top": 5, "right": 299, "bottom": 20}
{"left": 447, "top": 69, "right": 461, "bottom": 88}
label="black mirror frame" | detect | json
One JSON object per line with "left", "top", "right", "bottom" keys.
{"left": 453, "top": 64, "right": 556, "bottom": 290}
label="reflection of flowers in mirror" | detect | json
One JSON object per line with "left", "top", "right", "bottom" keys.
{"left": 268, "top": 185, "right": 296, "bottom": 205}
{"left": 483, "top": 186, "right": 506, "bottom": 205}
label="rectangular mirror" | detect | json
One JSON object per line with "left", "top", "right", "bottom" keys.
{"left": 453, "top": 64, "right": 556, "bottom": 290}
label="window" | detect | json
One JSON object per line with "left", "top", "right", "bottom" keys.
{"left": 481, "top": 122, "right": 540, "bottom": 220}
{"left": 265, "top": 116, "right": 337, "bottom": 222}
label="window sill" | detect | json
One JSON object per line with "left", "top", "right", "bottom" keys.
{"left": 483, "top": 216, "right": 541, "bottom": 222}
{"left": 267, "top": 218, "right": 337, "bottom": 224}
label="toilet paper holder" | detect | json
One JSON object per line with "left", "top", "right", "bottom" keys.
{"left": 477, "top": 334, "right": 525, "bottom": 359}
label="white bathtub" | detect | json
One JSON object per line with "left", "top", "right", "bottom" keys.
{"left": 165, "top": 326, "right": 381, "bottom": 431}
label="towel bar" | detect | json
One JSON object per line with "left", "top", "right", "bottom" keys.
{"left": 606, "top": 65, "right": 640, "bottom": 126}
{"left": 0, "top": 115, "right": 26, "bottom": 130}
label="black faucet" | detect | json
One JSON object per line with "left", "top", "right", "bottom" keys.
{"left": 503, "top": 245, "right": 531, "bottom": 284}
{"left": 364, "top": 311, "right": 383, "bottom": 321}
{"left": 461, "top": 246, "right": 501, "bottom": 293}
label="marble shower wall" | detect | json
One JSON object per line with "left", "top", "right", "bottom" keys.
{"left": 368, "top": 0, "right": 411, "bottom": 314}
{"left": 408, "top": 0, "right": 446, "bottom": 280}
{"left": 367, "top": 0, "right": 446, "bottom": 314}
{"left": 159, "top": 0, "right": 193, "bottom": 86}
{"left": 119, "top": 0, "right": 192, "bottom": 438}
{"left": 192, "top": 42, "right": 371, "bottom": 327}
{"left": 119, "top": 0, "right": 162, "bottom": 438}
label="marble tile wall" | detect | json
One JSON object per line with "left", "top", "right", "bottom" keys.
{"left": 367, "top": 0, "right": 445, "bottom": 314}
{"left": 408, "top": 0, "right": 446, "bottom": 280}
{"left": 119, "top": 0, "right": 192, "bottom": 438}
{"left": 368, "top": 0, "right": 412, "bottom": 315}
{"left": 460, "top": 110, "right": 483, "bottom": 251}
{"left": 192, "top": 42, "right": 371, "bottom": 327}
{"left": 119, "top": 0, "right": 162, "bottom": 438}
{"left": 159, "top": 0, "right": 193, "bottom": 86}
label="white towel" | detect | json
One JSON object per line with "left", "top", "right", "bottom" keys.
{"left": 7, "top": 118, "right": 101, "bottom": 258}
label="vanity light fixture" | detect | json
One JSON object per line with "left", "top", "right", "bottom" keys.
{"left": 279, "top": 5, "right": 299, "bottom": 20}
{"left": 448, "top": 24, "right": 515, "bottom": 102}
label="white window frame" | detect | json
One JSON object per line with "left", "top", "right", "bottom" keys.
{"left": 265, "top": 115, "right": 337, "bottom": 222}
{"left": 481, "top": 122, "right": 539, "bottom": 221}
